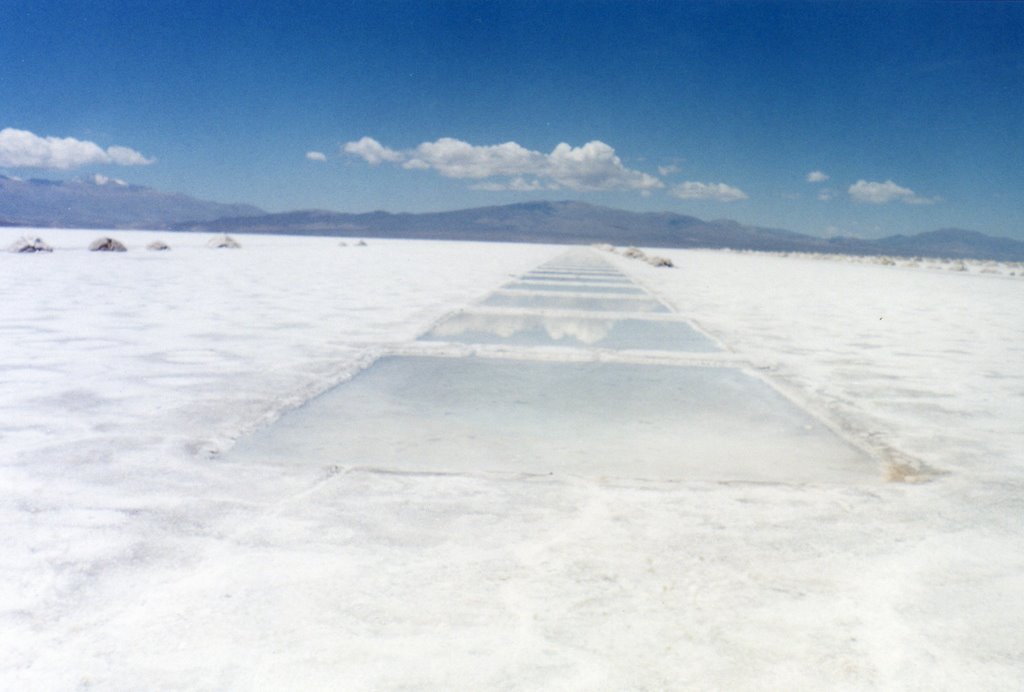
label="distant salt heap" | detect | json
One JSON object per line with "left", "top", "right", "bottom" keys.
{"left": 356, "top": 239, "right": 368, "bottom": 247}
{"left": 208, "top": 234, "right": 241, "bottom": 249}
{"left": 7, "top": 236, "right": 53, "bottom": 253}
{"left": 603, "top": 244, "right": 674, "bottom": 268}
{"left": 147, "top": 240, "right": 170, "bottom": 251}
{"left": 89, "top": 237, "right": 127, "bottom": 252}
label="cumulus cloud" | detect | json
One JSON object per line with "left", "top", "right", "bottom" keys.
{"left": 470, "top": 177, "right": 545, "bottom": 192}
{"left": 86, "top": 173, "right": 126, "bottom": 186}
{"left": 305, "top": 151, "right": 327, "bottom": 162}
{"left": 343, "top": 136, "right": 663, "bottom": 192}
{"left": 548, "top": 141, "right": 662, "bottom": 191}
{"left": 657, "top": 164, "right": 680, "bottom": 176}
{"left": 669, "top": 181, "right": 748, "bottom": 202}
{"left": 0, "top": 127, "right": 154, "bottom": 169}
{"left": 848, "top": 179, "right": 937, "bottom": 205}
{"left": 342, "top": 136, "right": 403, "bottom": 165}
{"left": 817, "top": 189, "right": 835, "bottom": 201}
{"left": 403, "top": 138, "right": 543, "bottom": 179}
{"left": 806, "top": 170, "right": 829, "bottom": 183}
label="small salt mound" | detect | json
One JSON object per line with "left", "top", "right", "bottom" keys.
{"left": 338, "top": 241, "right": 348, "bottom": 247}
{"left": 355, "top": 240, "right": 368, "bottom": 247}
{"left": 147, "top": 240, "right": 171, "bottom": 251}
{"left": 7, "top": 236, "right": 53, "bottom": 253}
{"left": 89, "top": 237, "right": 127, "bottom": 252}
{"left": 208, "top": 234, "right": 241, "bottom": 249}
{"left": 647, "top": 256, "right": 674, "bottom": 268}
{"left": 622, "top": 247, "right": 647, "bottom": 260}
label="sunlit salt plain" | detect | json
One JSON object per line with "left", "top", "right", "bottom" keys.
{"left": 2, "top": 229, "right": 1023, "bottom": 689}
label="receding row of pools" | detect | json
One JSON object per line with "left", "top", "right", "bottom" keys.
{"left": 228, "top": 249, "right": 877, "bottom": 484}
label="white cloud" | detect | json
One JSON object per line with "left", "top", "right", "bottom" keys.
{"left": 342, "top": 136, "right": 403, "bottom": 165}
{"left": 404, "top": 138, "right": 543, "bottom": 179}
{"left": 0, "top": 127, "right": 154, "bottom": 169}
{"left": 669, "top": 181, "right": 748, "bottom": 202}
{"left": 658, "top": 164, "right": 680, "bottom": 176}
{"left": 85, "top": 173, "right": 126, "bottom": 186}
{"left": 806, "top": 170, "right": 829, "bottom": 183}
{"left": 343, "top": 136, "right": 663, "bottom": 192}
{"left": 470, "top": 177, "right": 545, "bottom": 192}
{"left": 106, "top": 145, "right": 152, "bottom": 166}
{"left": 817, "top": 189, "right": 835, "bottom": 201}
{"left": 848, "top": 179, "right": 937, "bottom": 205}
{"left": 305, "top": 151, "right": 327, "bottom": 162}
{"left": 546, "top": 141, "right": 662, "bottom": 191}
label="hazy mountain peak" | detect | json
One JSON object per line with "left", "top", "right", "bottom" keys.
{"left": 179, "top": 200, "right": 1023, "bottom": 261}
{"left": 0, "top": 175, "right": 264, "bottom": 228}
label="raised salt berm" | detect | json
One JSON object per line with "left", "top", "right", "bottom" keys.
{"left": 7, "top": 236, "right": 53, "bottom": 253}
{"left": 88, "top": 237, "right": 127, "bottom": 252}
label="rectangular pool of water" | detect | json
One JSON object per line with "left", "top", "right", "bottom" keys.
{"left": 536, "top": 266, "right": 621, "bottom": 275}
{"left": 502, "top": 282, "right": 647, "bottom": 295}
{"left": 522, "top": 273, "right": 632, "bottom": 284}
{"left": 481, "top": 292, "right": 671, "bottom": 313}
{"left": 228, "top": 357, "right": 876, "bottom": 484}
{"left": 422, "top": 313, "right": 720, "bottom": 352}
{"left": 536, "top": 263, "right": 619, "bottom": 272}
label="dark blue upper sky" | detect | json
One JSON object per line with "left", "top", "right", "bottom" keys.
{"left": 1, "top": 1, "right": 1021, "bottom": 238}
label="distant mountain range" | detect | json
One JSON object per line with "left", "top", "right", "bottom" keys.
{"left": 0, "top": 174, "right": 263, "bottom": 228}
{"left": 177, "top": 201, "right": 1024, "bottom": 261}
{"left": 2, "top": 176, "right": 1022, "bottom": 261}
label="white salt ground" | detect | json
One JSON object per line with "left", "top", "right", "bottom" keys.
{"left": 1, "top": 230, "right": 1022, "bottom": 690}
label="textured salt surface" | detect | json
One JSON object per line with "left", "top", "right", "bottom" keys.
{"left": 3, "top": 231, "right": 1023, "bottom": 690}
{"left": 422, "top": 312, "right": 721, "bottom": 351}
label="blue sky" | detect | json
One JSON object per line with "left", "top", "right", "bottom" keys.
{"left": 1, "top": 1, "right": 1022, "bottom": 239}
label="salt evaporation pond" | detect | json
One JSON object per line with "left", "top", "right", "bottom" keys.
{"left": 520, "top": 272, "right": 633, "bottom": 284}
{"left": 422, "top": 312, "right": 721, "bottom": 351}
{"left": 501, "top": 281, "right": 646, "bottom": 294}
{"left": 481, "top": 292, "right": 672, "bottom": 312}
{"left": 229, "top": 248, "right": 874, "bottom": 484}
{"left": 228, "top": 355, "right": 874, "bottom": 483}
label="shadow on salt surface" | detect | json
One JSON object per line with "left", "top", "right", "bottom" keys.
{"left": 502, "top": 281, "right": 646, "bottom": 295}
{"left": 482, "top": 292, "right": 671, "bottom": 313}
{"left": 421, "top": 313, "right": 720, "bottom": 352}
{"left": 228, "top": 356, "right": 876, "bottom": 484}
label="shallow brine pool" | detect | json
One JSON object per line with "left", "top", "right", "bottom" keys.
{"left": 422, "top": 312, "right": 721, "bottom": 351}
{"left": 228, "top": 356, "right": 876, "bottom": 484}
